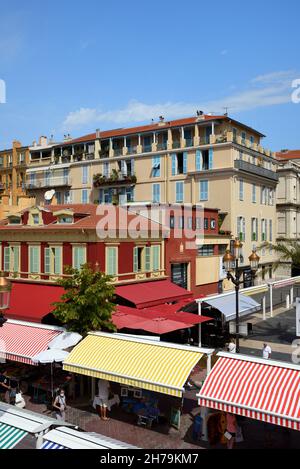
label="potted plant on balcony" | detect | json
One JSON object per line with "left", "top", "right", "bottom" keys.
{"left": 93, "top": 173, "right": 107, "bottom": 187}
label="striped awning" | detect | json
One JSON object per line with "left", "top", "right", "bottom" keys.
{"left": 0, "top": 321, "right": 62, "bottom": 365}
{"left": 0, "top": 423, "right": 27, "bottom": 449}
{"left": 63, "top": 333, "right": 205, "bottom": 397}
{"left": 41, "top": 440, "right": 67, "bottom": 450}
{"left": 198, "top": 353, "right": 300, "bottom": 431}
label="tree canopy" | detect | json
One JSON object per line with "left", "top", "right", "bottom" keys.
{"left": 52, "top": 264, "right": 116, "bottom": 335}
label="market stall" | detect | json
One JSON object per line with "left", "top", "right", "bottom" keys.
{"left": 63, "top": 332, "right": 214, "bottom": 429}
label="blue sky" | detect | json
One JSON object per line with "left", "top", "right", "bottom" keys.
{"left": 0, "top": 0, "right": 300, "bottom": 151}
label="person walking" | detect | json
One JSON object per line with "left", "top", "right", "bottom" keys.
{"left": 262, "top": 343, "right": 272, "bottom": 360}
{"left": 53, "top": 389, "right": 67, "bottom": 421}
{"left": 225, "top": 413, "right": 238, "bottom": 449}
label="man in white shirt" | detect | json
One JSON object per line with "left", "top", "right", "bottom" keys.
{"left": 262, "top": 343, "right": 272, "bottom": 359}
{"left": 228, "top": 339, "right": 236, "bottom": 354}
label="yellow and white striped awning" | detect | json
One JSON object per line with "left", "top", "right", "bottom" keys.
{"left": 63, "top": 333, "right": 205, "bottom": 397}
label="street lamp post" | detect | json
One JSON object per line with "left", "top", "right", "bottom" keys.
{"left": 223, "top": 240, "right": 260, "bottom": 353}
{"left": 0, "top": 271, "right": 11, "bottom": 327}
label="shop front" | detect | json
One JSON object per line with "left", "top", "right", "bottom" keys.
{"left": 196, "top": 352, "right": 300, "bottom": 445}
{"left": 63, "top": 332, "right": 215, "bottom": 430}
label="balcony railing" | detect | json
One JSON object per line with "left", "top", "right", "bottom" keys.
{"left": 113, "top": 148, "right": 123, "bottom": 157}
{"left": 26, "top": 176, "right": 72, "bottom": 189}
{"left": 157, "top": 142, "right": 168, "bottom": 151}
{"left": 185, "top": 138, "right": 194, "bottom": 147}
{"left": 143, "top": 144, "right": 152, "bottom": 153}
{"left": 234, "top": 159, "right": 278, "bottom": 181}
{"left": 93, "top": 172, "right": 137, "bottom": 187}
{"left": 172, "top": 140, "right": 181, "bottom": 149}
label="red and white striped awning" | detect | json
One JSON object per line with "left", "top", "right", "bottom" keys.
{"left": 198, "top": 353, "right": 300, "bottom": 431}
{"left": 0, "top": 321, "right": 62, "bottom": 365}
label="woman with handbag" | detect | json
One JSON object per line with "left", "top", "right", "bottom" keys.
{"left": 53, "top": 389, "right": 67, "bottom": 421}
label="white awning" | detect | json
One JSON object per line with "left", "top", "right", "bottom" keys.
{"left": 0, "top": 403, "right": 62, "bottom": 434}
{"left": 203, "top": 292, "right": 260, "bottom": 322}
{"left": 42, "top": 426, "right": 138, "bottom": 449}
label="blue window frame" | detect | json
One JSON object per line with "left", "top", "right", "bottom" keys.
{"left": 152, "top": 156, "right": 161, "bottom": 177}
{"left": 176, "top": 181, "right": 184, "bottom": 203}
{"left": 152, "top": 183, "right": 161, "bottom": 203}
{"left": 200, "top": 180, "right": 208, "bottom": 201}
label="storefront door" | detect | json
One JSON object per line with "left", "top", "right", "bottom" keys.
{"left": 171, "top": 263, "right": 188, "bottom": 290}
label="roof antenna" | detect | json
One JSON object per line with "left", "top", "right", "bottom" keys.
{"left": 223, "top": 107, "right": 232, "bottom": 116}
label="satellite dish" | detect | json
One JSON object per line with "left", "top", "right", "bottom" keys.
{"left": 45, "top": 189, "right": 55, "bottom": 201}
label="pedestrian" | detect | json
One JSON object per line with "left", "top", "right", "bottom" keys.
{"left": 0, "top": 370, "right": 10, "bottom": 402}
{"left": 94, "top": 378, "right": 110, "bottom": 421}
{"left": 9, "top": 379, "right": 18, "bottom": 405}
{"left": 225, "top": 413, "right": 238, "bottom": 449}
{"left": 53, "top": 388, "right": 67, "bottom": 421}
{"left": 228, "top": 338, "right": 236, "bottom": 353}
{"left": 262, "top": 343, "right": 272, "bottom": 359}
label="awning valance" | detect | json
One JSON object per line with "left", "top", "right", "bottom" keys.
{"left": 0, "top": 321, "right": 63, "bottom": 365}
{"left": 41, "top": 426, "right": 137, "bottom": 449}
{"left": 63, "top": 332, "right": 207, "bottom": 397}
{"left": 203, "top": 293, "right": 260, "bottom": 321}
{"left": 198, "top": 353, "right": 300, "bottom": 431}
{"left": 115, "top": 280, "right": 192, "bottom": 309}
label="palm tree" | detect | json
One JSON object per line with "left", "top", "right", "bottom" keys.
{"left": 259, "top": 240, "right": 300, "bottom": 276}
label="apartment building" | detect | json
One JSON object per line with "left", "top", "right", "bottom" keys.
{"left": 0, "top": 141, "right": 34, "bottom": 219}
{"left": 276, "top": 150, "right": 300, "bottom": 277}
{"left": 23, "top": 114, "right": 278, "bottom": 283}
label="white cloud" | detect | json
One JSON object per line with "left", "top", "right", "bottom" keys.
{"left": 63, "top": 70, "right": 300, "bottom": 130}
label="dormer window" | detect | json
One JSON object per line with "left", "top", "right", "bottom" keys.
{"left": 32, "top": 214, "right": 40, "bottom": 225}
{"left": 8, "top": 215, "right": 21, "bottom": 225}
{"left": 58, "top": 216, "right": 73, "bottom": 224}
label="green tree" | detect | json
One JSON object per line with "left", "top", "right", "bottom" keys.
{"left": 52, "top": 264, "right": 116, "bottom": 335}
{"left": 260, "top": 240, "right": 300, "bottom": 276}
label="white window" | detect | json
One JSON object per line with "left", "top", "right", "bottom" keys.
{"left": 261, "top": 219, "right": 267, "bottom": 242}
{"left": 4, "top": 245, "right": 20, "bottom": 274}
{"left": 106, "top": 246, "right": 118, "bottom": 276}
{"left": 72, "top": 246, "right": 86, "bottom": 270}
{"left": 103, "top": 162, "right": 109, "bottom": 178}
{"left": 251, "top": 218, "right": 258, "bottom": 242}
{"left": 29, "top": 246, "right": 40, "bottom": 274}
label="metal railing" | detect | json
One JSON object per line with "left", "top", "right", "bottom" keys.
{"left": 25, "top": 175, "right": 72, "bottom": 189}
{"left": 234, "top": 159, "right": 278, "bottom": 181}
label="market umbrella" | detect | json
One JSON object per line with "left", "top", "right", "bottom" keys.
{"left": 32, "top": 349, "right": 70, "bottom": 397}
{"left": 116, "top": 305, "right": 212, "bottom": 326}
{"left": 48, "top": 332, "right": 82, "bottom": 350}
{"left": 112, "top": 312, "right": 148, "bottom": 330}
{"left": 127, "top": 316, "right": 194, "bottom": 335}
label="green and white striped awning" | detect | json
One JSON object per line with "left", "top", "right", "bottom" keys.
{"left": 0, "top": 423, "right": 27, "bottom": 449}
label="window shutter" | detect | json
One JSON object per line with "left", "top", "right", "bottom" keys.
{"left": 13, "top": 246, "right": 20, "bottom": 273}
{"left": 133, "top": 247, "right": 138, "bottom": 272}
{"left": 196, "top": 150, "right": 202, "bottom": 172}
{"left": 54, "top": 247, "right": 62, "bottom": 275}
{"left": 145, "top": 247, "right": 151, "bottom": 272}
{"left": 30, "top": 247, "right": 39, "bottom": 273}
{"left": 171, "top": 154, "right": 176, "bottom": 176}
{"left": 107, "top": 247, "right": 117, "bottom": 276}
{"left": 44, "top": 248, "right": 51, "bottom": 274}
{"left": 152, "top": 245, "right": 160, "bottom": 271}
{"left": 242, "top": 218, "right": 246, "bottom": 241}
{"left": 183, "top": 152, "right": 188, "bottom": 174}
{"left": 130, "top": 158, "right": 135, "bottom": 176}
{"left": 237, "top": 217, "right": 241, "bottom": 239}
{"left": 209, "top": 148, "right": 213, "bottom": 169}
{"left": 4, "top": 247, "right": 10, "bottom": 272}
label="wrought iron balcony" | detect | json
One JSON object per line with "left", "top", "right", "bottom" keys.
{"left": 234, "top": 159, "right": 278, "bottom": 182}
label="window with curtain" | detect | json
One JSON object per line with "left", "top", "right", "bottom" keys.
{"left": 152, "top": 156, "right": 161, "bottom": 177}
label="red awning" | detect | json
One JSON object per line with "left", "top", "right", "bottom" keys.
{"left": 0, "top": 321, "right": 62, "bottom": 365}
{"left": 5, "top": 282, "right": 65, "bottom": 323}
{"left": 198, "top": 353, "right": 300, "bottom": 431}
{"left": 115, "top": 280, "right": 192, "bottom": 309}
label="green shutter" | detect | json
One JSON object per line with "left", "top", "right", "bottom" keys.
{"left": 133, "top": 247, "right": 138, "bottom": 272}
{"left": 54, "top": 247, "right": 62, "bottom": 274}
{"left": 145, "top": 247, "right": 151, "bottom": 272}
{"left": 44, "top": 248, "right": 51, "bottom": 274}
{"left": 152, "top": 245, "right": 160, "bottom": 271}
{"left": 74, "top": 247, "right": 85, "bottom": 270}
{"left": 13, "top": 246, "right": 20, "bottom": 273}
{"left": 4, "top": 247, "right": 10, "bottom": 272}
{"left": 107, "top": 247, "right": 117, "bottom": 276}
{"left": 30, "top": 247, "right": 39, "bottom": 273}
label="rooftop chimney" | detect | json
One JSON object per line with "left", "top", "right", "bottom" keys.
{"left": 39, "top": 136, "right": 48, "bottom": 147}
{"left": 96, "top": 129, "right": 101, "bottom": 139}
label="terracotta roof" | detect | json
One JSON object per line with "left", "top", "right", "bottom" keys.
{"left": 276, "top": 150, "right": 300, "bottom": 160}
{"left": 0, "top": 204, "right": 164, "bottom": 233}
{"left": 60, "top": 114, "right": 265, "bottom": 146}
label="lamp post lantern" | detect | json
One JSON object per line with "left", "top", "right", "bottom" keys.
{"left": 0, "top": 271, "right": 11, "bottom": 327}
{"left": 223, "top": 241, "right": 260, "bottom": 353}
